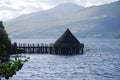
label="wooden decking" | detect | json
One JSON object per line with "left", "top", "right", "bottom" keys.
{"left": 12, "top": 42, "right": 84, "bottom": 54}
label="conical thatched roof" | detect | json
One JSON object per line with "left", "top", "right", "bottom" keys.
{"left": 54, "top": 29, "right": 81, "bottom": 47}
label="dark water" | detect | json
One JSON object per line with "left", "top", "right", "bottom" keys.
{"left": 9, "top": 38, "right": 120, "bottom": 80}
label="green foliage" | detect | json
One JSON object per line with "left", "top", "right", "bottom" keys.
{"left": 0, "top": 21, "right": 11, "bottom": 55}
{"left": 0, "top": 55, "right": 30, "bottom": 79}
{"left": 0, "top": 21, "right": 30, "bottom": 79}
{"left": 0, "top": 21, "right": 11, "bottom": 63}
{"left": 0, "top": 21, "right": 4, "bottom": 29}
{"left": 0, "top": 54, "right": 8, "bottom": 63}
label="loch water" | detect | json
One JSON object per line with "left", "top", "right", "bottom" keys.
{"left": 9, "top": 38, "right": 120, "bottom": 80}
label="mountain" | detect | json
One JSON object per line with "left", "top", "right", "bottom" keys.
{"left": 71, "top": 1, "right": 120, "bottom": 21}
{"left": 47, "top": 3, "right": 84, "bottom": 18}
{"left": 4, "top": 1, "right": 120, "bottom": 39}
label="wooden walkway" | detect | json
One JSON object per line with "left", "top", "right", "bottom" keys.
{"left": 12, "top": 42, "right": 84, "bottom": 54}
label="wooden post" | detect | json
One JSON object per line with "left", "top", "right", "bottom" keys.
{"left": 82, "top": 48, "right": 83, "bottom": 53}
{"left": 37, "top": 43, "right": 39, "bottom": 53}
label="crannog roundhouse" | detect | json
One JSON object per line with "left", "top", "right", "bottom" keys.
{"left": 51, "top": 29, "right": 84, "bottom": 54}
{"left": 13, "top": 29, "right": 84, "bottom": 54}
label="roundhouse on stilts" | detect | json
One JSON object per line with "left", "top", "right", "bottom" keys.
{"left": 51, "top": 29, "right": 84, "bottom": 55}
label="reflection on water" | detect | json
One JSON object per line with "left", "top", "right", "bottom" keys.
{"left": 9, "top": 38, "right": 120, "bottom": 80}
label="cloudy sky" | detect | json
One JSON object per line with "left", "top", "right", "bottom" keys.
{"left": 0, "top": 0, "right": 118, "bottom": 21}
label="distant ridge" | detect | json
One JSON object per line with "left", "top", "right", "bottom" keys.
{"left": 47, "top": 3, "right": 84, "bottom": 18}
{"left": 4, "top": 1, "right": 120, "bottom": 39}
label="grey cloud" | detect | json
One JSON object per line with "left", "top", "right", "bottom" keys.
{"left": 76, "top": 0, "right": 119, "bottom": 6}
{"left": 43, "top": 0, "right": 75, "bottom": 4}
{"left": 20, "top": 6, "right": 42, "bottom": 13}
{"left": 0, "top": 0, "right": 119, "bottom": 21}
{"left": 0, "top": 6, "right": 21, "bottom": 11}
{"left": 38, "top": 0, "right": 119, "bottom": 7}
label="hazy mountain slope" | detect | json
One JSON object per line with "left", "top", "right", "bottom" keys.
{"left": 47, "top": 3, "right": 84, "bottom": 18}
{"left": 4, "top": 1, "right": 120, "bottom": 39}
{"left": 4, "top": 3, "right": 84, "bottom": 38}
{"left": 70, "top": 1, "right": 120, "bottom": 21}
{"left": 7, "top": 3, "right": 84, "bottom": 23}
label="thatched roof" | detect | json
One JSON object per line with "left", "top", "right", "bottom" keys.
{"left": 54, "top": 29, "right": 81, "bottom": 47}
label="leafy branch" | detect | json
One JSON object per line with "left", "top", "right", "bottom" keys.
{"left": 0, "top": 55, "right": 30, "bottom": 80}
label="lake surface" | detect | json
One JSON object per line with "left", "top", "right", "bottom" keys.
{"left": 9, "top": 38, "right": 120, "bottom": 80}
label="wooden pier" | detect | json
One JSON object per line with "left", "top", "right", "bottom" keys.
{"left": 12, "top": 29, "right": 84, "bottom": 55}
{"left": 12, "top": 42, "right": 84, "bottom": 54}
